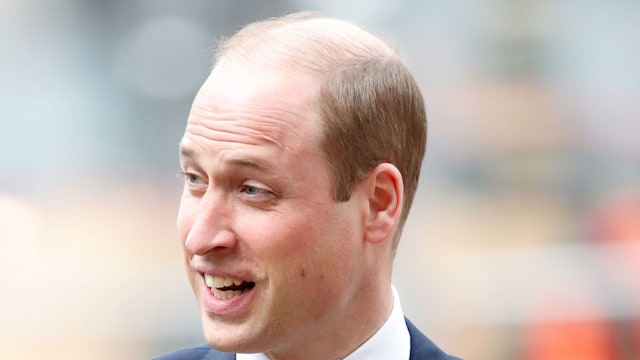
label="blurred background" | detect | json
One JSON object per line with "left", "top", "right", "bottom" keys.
{"left": 1, "top": 0, "right": 639, "bottom": 359}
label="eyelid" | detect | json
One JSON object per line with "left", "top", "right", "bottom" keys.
{"left": 241, "top": 179, "right": 276, "bottom": 198}
{"left": 242, "top": 179, "right": 269, "bottom": 191}
{"left": 242, "top": 179, "right": 266, "bottom": 187}
{"left": 180, "top": 168, "right": 207, "bottom": 186}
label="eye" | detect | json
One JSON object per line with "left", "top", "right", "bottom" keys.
{"left": 186, "top": 173, "right": 201, "bottom": 184}
{"left": 180, "top": 171, "right": 205, "bottom": 186}
{"left": 241, "top": 184, "right": 267, "bottom": 196}
{"left": 239, "top": 180, "right": 275, "bottom": 203}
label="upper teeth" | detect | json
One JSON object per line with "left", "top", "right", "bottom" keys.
{"left": 204, "top": 274, "right": 244, "bottom": 289}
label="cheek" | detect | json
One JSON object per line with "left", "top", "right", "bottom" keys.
{"left": 308, "top": 205, "right": 362, "bottom": 277}
{"left": 235, "top": 210, "right": 301, "bottom": 250}
{"left": 259, "top": 205, "right": 354, "bottom": 277}
{"left": 234, "top": 209, "right": 315, "bottom": 268}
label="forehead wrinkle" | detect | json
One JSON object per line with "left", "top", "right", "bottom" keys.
{"left": 188, "top": 104, "right": 308, "bottom": 151}
{"left": 179, "top": 132, "right": 310, "bottom": 197}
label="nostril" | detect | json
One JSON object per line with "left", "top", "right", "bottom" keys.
{"left": 184, "top": 228, "right": 238, "bottom": 255}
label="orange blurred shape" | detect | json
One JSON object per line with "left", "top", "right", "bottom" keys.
{"left": 521, "top": 320, "right": 617, "bottom": 360}
{"left": 592, "top": 190, "right": 640, "bottom": 244}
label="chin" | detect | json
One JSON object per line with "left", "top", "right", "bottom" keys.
{"left": 201, "top": 319, "right": 264, "bottom": 354}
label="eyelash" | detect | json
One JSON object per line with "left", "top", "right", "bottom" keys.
{"left": 241, "top": 184, "right": 269, "bottom": 196}
{"left": 179, "top": 171, "right": 275, "bottom": 201}
{"left": 179, "top": 171, "right": 203, "bottom": 185}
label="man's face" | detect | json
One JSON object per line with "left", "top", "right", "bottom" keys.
{"left": 177, "top": 60, "right": 368, "bottom": 354}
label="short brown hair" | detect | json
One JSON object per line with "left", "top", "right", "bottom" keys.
{"left": 214, "top": 12, "right": 427, "bottom": 250}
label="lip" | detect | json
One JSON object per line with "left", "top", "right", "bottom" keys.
{"left": 197, "top": 271, "right": 257, "bottom": 317}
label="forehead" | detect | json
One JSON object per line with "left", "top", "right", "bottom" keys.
{"left": 187, "top": 60, "right": 321, "bottom": 149}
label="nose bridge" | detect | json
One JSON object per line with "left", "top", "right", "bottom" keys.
{"left": 185, "top": 188, "right": 236, "bottom": 255}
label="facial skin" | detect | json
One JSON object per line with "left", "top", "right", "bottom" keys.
{"left": 177, "top": 59, "right": 400, "bottom": 359}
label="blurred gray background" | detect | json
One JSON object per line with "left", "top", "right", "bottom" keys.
{"left": 1, "top": 0, "right": 639, "bottom": 359}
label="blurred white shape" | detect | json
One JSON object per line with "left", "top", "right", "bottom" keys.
{"left": 0, "top": 194, "right": 43, "bottom": 335}
{"left": 113, "top": 17, "right": 212, "bottom": 99}
{"left": 0, "top": 193, "right": 42, "bottom": 257}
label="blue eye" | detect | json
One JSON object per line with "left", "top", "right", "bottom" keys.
{"left": 181, "top": 171, "right": 203, "bottom": 185}
{"left": 240, "top": 181, "right": 277, "bottom": 206}
{"left": 188, "top": 174, "right": 200, "bottom": 184}
{"left": 242, "top": 185, "right": 261, "bottom": 195}
{"left": 241, "top": 182, "right": 274, "bottom": 198}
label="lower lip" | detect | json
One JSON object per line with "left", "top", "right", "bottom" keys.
{"left": 199, "top": 276, "right": 257, "bottom": 316}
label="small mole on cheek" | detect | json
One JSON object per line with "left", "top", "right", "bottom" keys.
{"left": 300, "top": 268, "right": 305, "bottom": 277}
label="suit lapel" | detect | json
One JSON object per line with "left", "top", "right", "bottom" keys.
{"left": 202, "top": 348, "right": 235, "bottom": 360}
{"left": 406, "top": 317, "right": 460, "bottom": 359}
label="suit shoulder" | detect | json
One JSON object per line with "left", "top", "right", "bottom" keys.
{"left": 152, "top": 344, "right": 234, "bottom": 360}
{"left": 405, "top": 318, "right": 463, "bottom": 360}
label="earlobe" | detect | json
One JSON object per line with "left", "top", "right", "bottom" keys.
{"left": 364, "top": 163, "right": 404, "bottom": 244}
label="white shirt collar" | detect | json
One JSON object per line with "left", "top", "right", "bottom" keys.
{"left": 237, "top": 285, "right": 410, "bottom": 360}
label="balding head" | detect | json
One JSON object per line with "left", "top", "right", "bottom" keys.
{"left": 214, "top": 12, "right": 393, "bottom": 73}
{"left": 213, "top": 12, "right": 426, "bottom": 252}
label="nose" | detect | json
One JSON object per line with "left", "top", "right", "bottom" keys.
{"left": 182, "top": 191, "right": 237, "bottom": 256}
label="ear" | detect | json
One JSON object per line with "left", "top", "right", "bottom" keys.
{"left": 362, "top": 163, "right": 404, "bottom": 244}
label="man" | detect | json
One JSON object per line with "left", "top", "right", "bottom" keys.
{"left": 155, "top": 12, "right": 460, "bottom": 360}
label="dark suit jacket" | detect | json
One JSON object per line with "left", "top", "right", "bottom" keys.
{"left": 153, "top": 318, "right": 461, "bottom": 359}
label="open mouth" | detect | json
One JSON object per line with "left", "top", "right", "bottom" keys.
{"left": 204, "top": 274, "right": 256, "bottom": 300}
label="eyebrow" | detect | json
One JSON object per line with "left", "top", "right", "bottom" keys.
{"left": 227, "top": 157, "right": 271, "bottom": 173}
{"left": 179, "top": 143, "right": 272, "bottom": 173}
{"left": 179, "top": 144, "right": 196, "bottom": 161}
